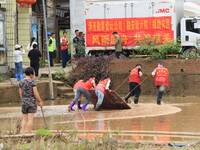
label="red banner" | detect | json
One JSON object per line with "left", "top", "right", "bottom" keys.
{"left": 86, "top": 17, "right": 174, "bottom": 47}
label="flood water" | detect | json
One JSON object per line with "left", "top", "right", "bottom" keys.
{"left": 0, "top": 96, "right": 200, "bottom": 143}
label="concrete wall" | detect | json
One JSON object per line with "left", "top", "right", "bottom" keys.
{"left": 18, "top": 6, "right": 32, "bottom": 66}
{"left": 111, "top": 73, "right": 200, "bottom": 97}
{"left": 0, "top": 81, "right": 58, "bottom": 104}
{"left": 110, "top": 59, "right": 200, "bottom": 97}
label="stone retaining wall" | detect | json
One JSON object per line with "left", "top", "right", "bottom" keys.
{"left": 0, "top": 81, "right": 58, "bottom": 104}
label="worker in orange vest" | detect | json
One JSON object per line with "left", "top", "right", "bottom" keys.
{"left": 152, "top": 63, "right": 169, "bottom": 105}
{"left": 71, "top": 79, "right": 84, "bottom": 111}
{"left": 125, "top": 64, "right": 143, "bottom": 104}
{"left": 69, "top": 77, "right": 96, "bottom": 111}
{"left": 95, "top": 77, "right": 111, "bottom": 111}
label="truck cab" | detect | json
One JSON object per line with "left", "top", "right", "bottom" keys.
{"left": 181, "top": 17, "right": 200, "bottom": 51}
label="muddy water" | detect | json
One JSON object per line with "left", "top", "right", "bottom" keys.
{"left": 0, "top": 96, "right": 200, "bottom": 143}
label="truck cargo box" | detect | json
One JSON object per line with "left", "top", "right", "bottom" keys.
{"left": 70, "top": 0, "right": 183, "bottom": 54}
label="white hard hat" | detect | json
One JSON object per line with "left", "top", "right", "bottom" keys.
{"left": 15, "top": 44, "right": 22, "bottom": 49}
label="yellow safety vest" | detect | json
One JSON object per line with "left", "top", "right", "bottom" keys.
{"left": 48, "top": 37, "right": 54, "bottom": 52}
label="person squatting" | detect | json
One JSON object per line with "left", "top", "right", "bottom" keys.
{"left": 69, "top": 63, "right": 169, "bottom": 112}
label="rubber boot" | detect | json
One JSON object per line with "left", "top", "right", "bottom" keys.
{"left": 157, "top": 91, "right": 163, "bottom": 105}
{"left": 82, "top": 103, "right": 88, "bottom": 112}
{"left": 78, "top": 101, "right": 82, "bottom": 109}
{"left": 95, "top": 104, "right": 100, "bottom": 111}
{"left": 134, "top": 97, "right": 139, "bottom": 104}
{"left": 68, "top": 101, "right": 75, "bottom": 112}
{"left": 157, "top": 99, "right": 161, "bottom": 105}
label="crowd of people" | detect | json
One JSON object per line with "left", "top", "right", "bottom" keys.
{"left": 14, "top": 30, "right": 124, "bottom": 82}
{"left": 14, "top": 29, "right": 169, "bottom": 134}
{"left": 47, "top": 29, "right": 86, "bottom": 68}
{"left": 17, "top": 61, "right": 169, "bottom": 134}
{"left": 14, "top": 29, "right": 86, "bottom": 82}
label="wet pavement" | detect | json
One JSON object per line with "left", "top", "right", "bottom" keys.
{"left": 0, "top": 96, "right": 200, "bottom": 143}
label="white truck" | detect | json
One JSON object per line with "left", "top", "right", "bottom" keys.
{"left": 70, "top": 0, "right": 200, "bottom": 56}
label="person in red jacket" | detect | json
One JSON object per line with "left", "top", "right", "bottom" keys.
{"left": 125, "top": 64, "right": 143, "bottom": 104}
{"left": 152, "top": 63, "right": 169, "bottom": 105}
{"left": 95, "top": 77, "right": 111, "bottom": 111}
{"left": 60, "top": 31, "right": 69, "bottom": 68}
{"left": 71, "top": 80, "right": 84, "bottom": 110}
{"left": 69, "top": 77, "right": 96, "bottom": 111}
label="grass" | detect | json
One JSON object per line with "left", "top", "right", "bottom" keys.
{"left": 35, "top": 128, "right": 53, "bottom": 137}
{"left": 1, "top": 131, "right": 200, "bottom": 150}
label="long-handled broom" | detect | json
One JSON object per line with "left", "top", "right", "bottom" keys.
{"left": 40, "top": 106, "right": 48, "bottom": 129}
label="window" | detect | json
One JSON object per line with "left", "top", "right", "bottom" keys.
{"left": 186, "top": 20, "right": 200, "bottom": 34}
{"left": 0, "top": 21, "right": 4, "bottom": 47}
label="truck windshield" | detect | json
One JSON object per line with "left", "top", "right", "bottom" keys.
{"left": 186, "top": 20, "right": 200, "bottom": 34}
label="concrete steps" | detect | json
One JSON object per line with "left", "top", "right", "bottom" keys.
{"left": 53, "top": 80, "right": 65, "bottom": 86}
{"left": 63, "top": 93, "right": 74, "bottom": 99}
{"left": 55, "top": 81, "right": 74, "bottom": 99}
{"left": 57, "top": 86, "right": 73, "bottom": 97}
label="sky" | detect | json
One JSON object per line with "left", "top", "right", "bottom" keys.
{"left": 184, "top": 0, "right": 200, "bottom": 16}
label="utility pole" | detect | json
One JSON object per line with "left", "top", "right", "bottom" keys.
{"left": 41, "top": 0, "right": 54, "bottom": 100}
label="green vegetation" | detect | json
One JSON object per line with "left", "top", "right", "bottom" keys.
{"left": 1, "top": 133, "right": 200, "bottom": 150}
{"left": 36, "top": 128, "right": 53, "bottom": 137}
{"left": 135, "top": 36, "right": 181, "bottom": 59}
{"left": 0, "top": 73, "right": 10, "bottom": 82}
{"left": 53, "top": 69, "right": 66, "bottom": 81}
{"left": 67, "top": 56, "right": 112, "bottom": 86}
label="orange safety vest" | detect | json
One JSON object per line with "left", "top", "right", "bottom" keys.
{"left": 73, "top": 80, "right": 84, "bottom": 89}
{"left": 154, "top": 67, "right": 169, "bottom": 87}
{"left": 96, "top": 78, "right": 110, "bottom": 94}
{"left": 128, "top": 68, "right": 141, "bottom": 84}
{"left": 83, "top": 78, "right": 95, "bottom": 90}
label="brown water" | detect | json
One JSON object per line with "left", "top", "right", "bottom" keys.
{"left": 0, "top": 96, "right": 200, "bottom": 143}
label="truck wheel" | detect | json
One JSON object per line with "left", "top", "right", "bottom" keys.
{"left": 122, "top": 51, "right": 130, "bottom": 57}
{"left": 183, "top": 48, "right": 198, "bottom": 59}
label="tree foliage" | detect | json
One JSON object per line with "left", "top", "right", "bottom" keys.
{"left": 66, "top": 56, "right": 113, "bottom": 86}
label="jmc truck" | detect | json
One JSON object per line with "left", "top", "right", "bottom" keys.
{"left": 70, "top": 0, "right": 200, "bottom": 56}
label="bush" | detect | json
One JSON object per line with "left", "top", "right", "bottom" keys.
{"left": 53, "top": 69, "right": 65, "bottom": 81}
{"left": 135, "top": 37, "right": 181, "bottom": 59}
{"left": 66, "top": 56, "right": 113, "bottom": 86}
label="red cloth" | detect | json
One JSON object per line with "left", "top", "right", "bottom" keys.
{"left": 74, "top": 80, "right": 84, "bottom": 89}
{"left": 96, "top": 78, "right": 110, "bottom": 94}
{"left": 154, "top": 67, "right": 169, "bottom": 86}
{"left": 128, "top": 68, "right": 141, "bottom": 84}
{"left": 60, "top": 37, "right": 68, "bottom": 51}
{"left": 83, "top": 78, "right": 95, "bottom": 90}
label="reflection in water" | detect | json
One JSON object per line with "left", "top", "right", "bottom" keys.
{"left": 131, "top": 119, "right": 143, "bottom": 141}
{"left": 75, "top": 116, "right": 171, "bottom": 142}
{"left": 78, "top": 113, "right": 107, "bottom": 139}
{"left": 1, "top": 96, "right": 200, "bottom": 143}
{"left": 97, "top": 113, "right": 106, "bottom": 130}
{"left": 154, "top": 117, "right": 171, "bottom": 143}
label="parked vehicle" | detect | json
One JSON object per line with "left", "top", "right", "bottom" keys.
{"left": 70, "top": 0, "right": 200, "bottom": 56}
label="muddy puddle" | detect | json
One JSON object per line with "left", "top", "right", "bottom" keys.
{"left": 0, "top": 96, "right": 200, "bottom": 143}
